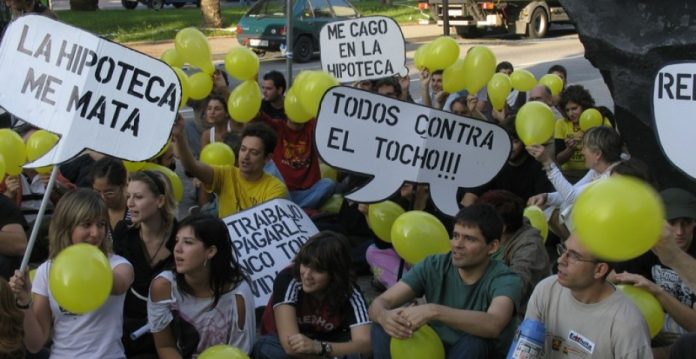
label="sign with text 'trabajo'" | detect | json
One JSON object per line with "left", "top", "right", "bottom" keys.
{"left": 316, "top": 87, "right": 511, "bottom": 216}
{"left": 0, "top": 15, "right": 180, "bottom": 168}
{"left": 653, "top": 62, "right": 696, "bottom": 180}
{"left": 320, "top": 16, "right": 408, "bottom": 83}
{"left": 224, "top": 198, "right": 318, "bottom": 307}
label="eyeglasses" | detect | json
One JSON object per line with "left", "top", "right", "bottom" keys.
{"left": 556, "top": 243, "right": 598, "bottom": 264}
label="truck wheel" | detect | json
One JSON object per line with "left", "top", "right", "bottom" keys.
{"left": 293, "top": 36, "right": 313, "bottom": 63}
{"left": 527, "top": 7, "right": 548, "bottom": 38}
{"left": 455, "top": 26, "right": 480, "bottom": 38}
{"left": 121, "top": 0, "right": 138, "bottom": 9}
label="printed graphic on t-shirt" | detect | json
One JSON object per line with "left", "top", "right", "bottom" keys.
{"left": 281, "top": 139, "right": 311, "bottom": 170}
{"left": 567, "top": 330, "right": 595, "bottom": 354}
{"left": 652, "top": 265, "right": 694, "bottom": 306}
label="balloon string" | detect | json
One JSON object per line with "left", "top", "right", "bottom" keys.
{"left": 20, "top": 165, "right": 59, "bottom": 272}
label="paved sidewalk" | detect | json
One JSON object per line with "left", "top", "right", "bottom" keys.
{"left": 126, "top": 23, "right": 445, "bottom": 60}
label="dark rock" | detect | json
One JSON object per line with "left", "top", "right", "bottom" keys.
{"left": 559, "top": 0, "right": 696, "bottom": 191}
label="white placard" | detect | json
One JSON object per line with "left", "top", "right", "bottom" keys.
{"left": 653, "top": 62, "right": 696, "bottom": 180}
{"left": 224, "top": 198, "right": 318, "bottom": 307}
{"left": 320, "top": 16, "right": 408, "bottom": 83}
{"left": 315, "top": 87, "right": 511, "bottom": 216}
{"left": 0, "top": 15, "right": 180, "bottom": 167}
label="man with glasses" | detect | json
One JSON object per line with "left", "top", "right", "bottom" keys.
{"left": 612, "top": 188, "right": 696, "bottom": 355}
{"left": 524, "top": 233, "right": 652, "bottom": 358}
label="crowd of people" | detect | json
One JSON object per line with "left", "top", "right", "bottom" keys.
{"left": 0, "top": 4, "right": 695, "bottom": 359}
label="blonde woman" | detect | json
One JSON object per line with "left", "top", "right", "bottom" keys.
{"left": 9, "top": 188, "right": 134, "bottom": 358}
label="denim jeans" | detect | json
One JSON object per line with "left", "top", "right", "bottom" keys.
{"left": 252, "top": 335, "right": 362, "bottom": 359}
{"left": 290, "top": 178, "right": 336, "bottom": 209}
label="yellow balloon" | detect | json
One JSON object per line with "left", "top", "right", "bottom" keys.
{"left": 173, "top": 67, "right": 190, "bottom": 109}
{"left": 284, "top": 87, "right": 313, "bottom": 124}
{"left": 141, "top": 163, "right": 184, "bottom": 203}
{"left": 319, "top": 163, "right": 337, "bottom": 181}
{"left": 579, "top": 108, "right": 603, "bottom": 132}
{"left": 26, "top": 130, "right": 58, "bottom": 174}
{"left": 161, "top": 48, "right": 184, "bottom": 68}
{"left": 368, "top": 201, "right": 405, "bottom": 243}
{"left": 200, "top": 142, "right": 236, "bottom": 167}
{"left": 515, "top": 101, "right": 555, "bottom": 145}
{"left": 292, "top": 70, "right": 312, "bottom": 89}
{"left": 487, "top": 73, "right": 512, "bottom": 111}
{"left": 509, "top": 69, "right": 537, "bottom": 92}
{"left": 174, "top": 27, "right": 214, "bottom": 75}
{"left": 572, "top": 176, "right": 664, "bottom": 261}
{"left": 123, "top": 161, "right": 146, "bottom": 173}
{"left": 617, "top": 285, "right": 665, "bottom": 338}
{"left": 539, "top": 73, "right": 563, "bottom": 96}
{"left": 299, "top": 71, "right": 339, "bottom": 118}
{"left": 390, "top": 324, "right": 445, "bottom": 359}
{"left": 391, "top": 211, "right": 450, "bottom": 264}
{"left": 224, "top": 47, "right": 260, "bottom": 81}
{"left": 523, "top": 205, "right": 548, "bottom": 242}
{"left": 0, "top": 129, "right": 26, "bottom": 175}
{"left": 319, "top": 194, "right": 343, "bottom": 214}
{"left": 442, "top": 59, "right": 468, "bottom": 94}
{"left": 49, "top": 243, "right": 112, "bottom": 314}
{"left": 423, "top": 36, "right": 459, "bottom": 71}
{"left": 227, "top": 80, "right": 262, "bottom": 123}
{"left": 462, "top": 46, "right": 496, "bottom": 93}
{"left": 414, "top": 43, "right": 430, "bottom": 71}
{"left": 198, "top": 344, "right": 250, "bottom": 359}
{"left": 188, "top": 72, "right": 214, "bottom": 100}
{"left": 0, "top": 154, "right": 5, "bottom": 183}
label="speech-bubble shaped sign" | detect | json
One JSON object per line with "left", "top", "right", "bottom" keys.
{"left": 224, "top": 198, "right": 318, "bottom": 307}
{"left": 316, "top": 87, "right": 511, "bottom": 216}
{"left": 320, "top": 16, "right": 408, "bottom": 83}
{"left": 653, "top": 62, "right": 696, "bottom": 180}
{"left": 0, "top": 15, "right": 180, "bottom": 168}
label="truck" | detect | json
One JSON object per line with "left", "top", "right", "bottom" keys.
{"left": 425, "top": 0, "right": 570, "bottom": 38}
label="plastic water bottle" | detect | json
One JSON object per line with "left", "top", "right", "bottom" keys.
{"left": 506, "top": 319, "right": 545, "bottom": 359}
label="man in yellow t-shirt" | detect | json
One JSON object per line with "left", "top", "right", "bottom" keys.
{"left": 173, "top": 118, "right": 288, "bottom": 218}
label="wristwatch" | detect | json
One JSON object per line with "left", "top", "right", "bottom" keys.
{"left": 320, "top": 341, "right": 332, "bottom": 357}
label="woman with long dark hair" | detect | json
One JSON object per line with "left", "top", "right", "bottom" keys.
{"left": 147, "top": 214, "right": 255, "bottom": 357}
{"left": 253, "top": 231, "right": 371, "bottom": 359}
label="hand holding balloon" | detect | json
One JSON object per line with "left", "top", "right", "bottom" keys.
{"left": 380, "top": 308, "right": 413, "bottom": 339}
{"left": 399, "top": 304, "right": 437, "bottom": 330}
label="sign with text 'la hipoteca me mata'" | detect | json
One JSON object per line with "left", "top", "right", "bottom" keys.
{"left": 653, "top": 62, "right": 696, "bottom": 180}
{"left": 0, "top": 15, "right": 180, "bottom": 168}
{"left": 320, "top": 16, "right": 408, "bottom": 83}
{"left": 224, "top": 198, "right": 319, "bottom": 307}
{"left": 315, "top": 87, "right": 511, "bottom": 216}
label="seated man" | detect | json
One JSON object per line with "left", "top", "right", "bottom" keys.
{"left": 173, "top": 118, "right": 288, "bottom": 218}
{"left": 0, "top": 195, "right": 27, "bottom": 280}
{"left": 526, "top": 233, "right": 652, "bottom": 358}
{"left": 368, "top": 204, "right": 522, "bottom": 359}
{"left": 612, "top": 188, "right": 696, "bottom": 355}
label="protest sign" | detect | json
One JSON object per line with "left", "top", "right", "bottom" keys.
{"left": 0, "top": 15, "right": 180, "bottom": 168}
{"left": 225, "top": 198, "right": 318, "bottom": 307}
{"left": 315, "top": 87, "right": 511, "bottom": 216}
{"left": 320, "top": 16, "right": 408, "bottom": 83}
{"left": 653, "top": 62, "right": 696, "bottom": 180}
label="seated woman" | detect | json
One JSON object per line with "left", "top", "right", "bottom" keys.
{"left": 527, "top": 126, "right": 624, "bottom": 237}
{"left": 90, "top": 156, "right": 129, "bottom": 230}
{"left": 253, "top": 231, "right": 371, "bottom": 359}
{"left": 148, "top": 214, "right": 255, "bottom": 357}
{"left": 9, "top": 188, "right": 135, "bottom": 357}
{"left": 113, "top": 170, "right": 178, "bottom": 358}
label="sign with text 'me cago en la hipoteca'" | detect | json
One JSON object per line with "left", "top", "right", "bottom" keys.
{"left": 0, "top": 15, "right": 180, "bottom": 168}
{"left": 224, "top": 198, "right": 319, "bottom": 307}
{"left": 315, "top": 86, "right": 511, "bottom": 217}
{"left": 320, "top": 16, "right": 408, "bottom": 83}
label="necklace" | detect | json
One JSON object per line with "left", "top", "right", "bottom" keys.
{"left": 141, "top": 228, "right": 169, "bottom": 267}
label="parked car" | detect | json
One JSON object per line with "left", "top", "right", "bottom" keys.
{"left": 122, "top": 0, "right": 199, "bottom": 10}
{"left": 236, "top": 0, "right": 360, "bottom": 63}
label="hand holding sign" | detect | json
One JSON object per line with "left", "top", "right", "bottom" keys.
{"left": 315, "top": 87, "right": 510, "bottom": 216}
{"left": 0, "top": 16, "right": 180, "bottom": 168}
{"left": 321, "top": 16, "right": 408, "bottom": 83}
